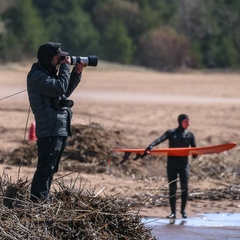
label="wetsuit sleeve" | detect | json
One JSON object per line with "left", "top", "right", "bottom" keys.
{"left": 148, "top": 130, "right": 170, "bottom": 148}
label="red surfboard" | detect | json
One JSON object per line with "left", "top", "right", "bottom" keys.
{"left": 113, "top": 142, "right": 237, "bottom": 164}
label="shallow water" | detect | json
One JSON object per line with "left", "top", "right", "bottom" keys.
{"left": 143, "top": 213, "right": 240, "bottom": 240}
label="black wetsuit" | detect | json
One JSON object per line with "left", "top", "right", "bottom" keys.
{"left": 148, "top": 126, "right": 196, "bottom": 215}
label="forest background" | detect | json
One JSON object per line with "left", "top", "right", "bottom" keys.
{"left": 0, "top": 0, "right": 240, "bottom": 71}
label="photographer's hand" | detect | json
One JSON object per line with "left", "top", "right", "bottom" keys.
{"left": 75, "top": 61, "right": 87, "bottom": 74}
{"left": 60, "top": 56, "right": 71, "bottom": 65}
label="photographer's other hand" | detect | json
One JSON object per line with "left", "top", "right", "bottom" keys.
{"left": 75, "top": 61, "right": 87, "bottom": 74}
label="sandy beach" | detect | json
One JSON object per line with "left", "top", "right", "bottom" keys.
{"left": 0, "top": 61, "right": 239, "bottom": 239}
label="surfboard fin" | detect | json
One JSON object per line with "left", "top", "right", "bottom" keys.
{"left": 119, "top": 152, "right": 131, "bottom": 164}
{"left": 140, "top": 150, "right": 151, "bottom": 159}
{"left": 119, "top": 150, "right": 151, "bottom": 164}
{"left": 133, "top": 153, "right": 142, "bottom": 160}
{"left": 134, "top": 150, "right": 150, "bottom": 160}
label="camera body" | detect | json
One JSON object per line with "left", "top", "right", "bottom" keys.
{"left": 70, "top": 55, "right": 98, "bottom": 66}
{"left": 53, "top": 99, "right": 74, "bottom": 109}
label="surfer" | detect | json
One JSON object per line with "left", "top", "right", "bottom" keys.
{"left": 144, "top": 114, "right": 197, "bottom": 219}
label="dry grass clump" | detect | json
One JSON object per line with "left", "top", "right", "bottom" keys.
{"left": 0, "top": 174, "right": 155, "bottom": 240}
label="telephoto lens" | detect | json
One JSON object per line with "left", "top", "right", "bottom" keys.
{"left": 70, "top": 55, "right": 98, "bottom": 66}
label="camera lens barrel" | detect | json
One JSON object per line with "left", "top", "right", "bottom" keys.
{"left": 70, "top": 55, "right": 98, "bottom": 66}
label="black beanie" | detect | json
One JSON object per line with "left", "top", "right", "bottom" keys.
{"left": 37, "top": 42, "right": 68, "bottom": 61}
{"left": 177, "top": 114, "right": 189, "bottom": 125}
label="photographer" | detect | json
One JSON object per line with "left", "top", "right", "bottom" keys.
{"left": 27, "top": 42, "right": 86, "bottom": 203}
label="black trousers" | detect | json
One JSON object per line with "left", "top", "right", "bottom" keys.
{"left": 30, "top": 136, "right": 67, "bottom": 202}
{"left": 167, "top": 162, "right": 189, "bottom": 214}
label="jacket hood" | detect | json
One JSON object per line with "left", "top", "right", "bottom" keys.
{"left": 37, "top": 42, "right": 68, "bottom": 75}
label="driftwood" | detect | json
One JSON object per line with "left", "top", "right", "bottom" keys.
{"left": 0, "top": 173, "right": 155, "bottom": 240}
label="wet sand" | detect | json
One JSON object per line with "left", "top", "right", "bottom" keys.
{"left": 145, "top": 213, "right": 240, "bottom": 240}
{"left": 150, "top": 224, "right": 240, "bottom": 240}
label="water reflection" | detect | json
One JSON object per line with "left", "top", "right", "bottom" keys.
{"left": 168, "top": 220, "right": 187, "bottom": 225}
{"left": 144, "top": 213, "right": 240, "bottom": 227}
{"left": 143, "top": 213, "right": 240, "bottom": 240}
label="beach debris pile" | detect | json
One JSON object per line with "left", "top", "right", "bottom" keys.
{"left": 1, "top": 122, "right": 239, "bottom": 209}
{"left": 0, "top": 174, "right": 155, "bottom": 240}
{"left": 62, "top": 122, "right": 132, "bottom": 173}
{"left": 4, "top": 122, "right": 239, "bottom": 181}
{"left": 2, "top": 122, "right": 154, "bottom": 177}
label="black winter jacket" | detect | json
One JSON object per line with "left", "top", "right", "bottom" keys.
{"left": 27, "top": 62, "right": 81, "bottom": 137}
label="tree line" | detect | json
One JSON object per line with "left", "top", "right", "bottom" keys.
{"left": 0, "top": 0, "right": 240, "bottom": 71}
